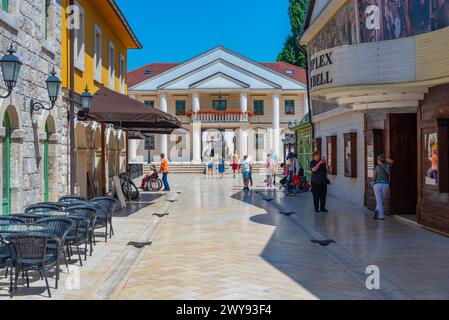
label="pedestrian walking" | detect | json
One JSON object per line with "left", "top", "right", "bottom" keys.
{"left": 207, "top": 160, "right": 214, "bottom": 178}
{"left": 310, "top": 151, "right": 329, "bottom": 213}
{"left": 240, "top": 155, "right": 252, "bottom": 191}
{"left": 218, "top": 158, "right": 225, "bottom": 179}
{"left": 232, "top": 151, "right": 239, "bottom": 178}
{"left": 271, "top": 150, "right": 278, "bottom": 185}
{"left": 286, "top": 153, "right": 301, "bottom": 193}
{"left": 265, "top": 154, "right": 275, "bottom": 188}
{"left": 159, "top": 153, "right": 171, "bottom": 192}
{"left": 372, "top": 154, "right": 394, "bottom": 220}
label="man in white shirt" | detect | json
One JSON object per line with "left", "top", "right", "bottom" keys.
{"left": 240, "top": 155, "right": 252, "bottom": 191}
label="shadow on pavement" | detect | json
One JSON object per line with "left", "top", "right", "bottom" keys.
{"left": 114, "top": 193, "right": 164, "bottom": 218}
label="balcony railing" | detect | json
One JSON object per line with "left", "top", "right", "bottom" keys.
{"left": 187, "top": 110, "right": 253, "bottom": 123}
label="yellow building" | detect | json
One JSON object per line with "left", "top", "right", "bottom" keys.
{"left": 61, "top": 0, "right": 142, "bottom": 197}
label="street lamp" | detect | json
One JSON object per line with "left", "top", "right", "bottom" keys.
{"left": 30, "top": 68, "right": 62, "bottom": 112}
{"left": 0, "top": 43, "right": 22, "bottom": 99}
{"left": 76, "top": 86, "right": 93, "bottom": 120}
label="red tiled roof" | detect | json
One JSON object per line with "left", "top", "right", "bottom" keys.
{"left": 260, "top": 62, "right": 307, "bottom": 84}
{"left": 127, "top": 61, "right": 306, "bottom": 88}
{"left": 127, "top": 63, "right": 181, "bottom": 88}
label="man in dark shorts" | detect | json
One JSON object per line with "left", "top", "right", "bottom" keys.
{"left": 310, "top": 151, "right": 329, "bottom": 213}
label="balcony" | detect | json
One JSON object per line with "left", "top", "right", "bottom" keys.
{"left": 187, "top": 110, "right": 253, "bottom": 123}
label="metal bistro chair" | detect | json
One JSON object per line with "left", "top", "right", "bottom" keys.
{"left": 91, "top": 197, "right": 118, "bottom": 242}
{"left": 8, "top": 234, "right": 56, "bottom": 298}
{"left": 0, "top": 235, "right": 15, "bottom": 298}
{"left": 59, "top": 195, "right": 88, "bottom": 205}
{"left": 24, "top": 204, "right": 62, "bottom": 214}
{"left": 0, "top": 216, "right": 27, "bottom": 224}
{"left": 64, "top": 205, "right": 96, "bottom": 264}
{"left": 35, "top": 217, "right": 76, "bottom": 289}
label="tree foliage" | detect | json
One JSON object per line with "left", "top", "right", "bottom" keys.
{"left": 277, "top": 0, "right": 308, "bottom": 68}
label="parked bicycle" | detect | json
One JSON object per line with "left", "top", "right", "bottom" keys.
{"left": 120, "top": 172, "right": 140, "bottom": 201}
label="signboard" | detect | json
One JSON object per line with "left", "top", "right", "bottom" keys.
{"left": 144, "top": 135, "right": 155, "bottom": 150}
{"left": 310, "top": 51, "right": 334, "bottom": 89}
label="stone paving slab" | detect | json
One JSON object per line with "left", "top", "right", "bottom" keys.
{"left": 258, "top": 188, "right": 449, "bottom": 300}
{"left": 114, "top": 175, "right": 377, "bottom": 300}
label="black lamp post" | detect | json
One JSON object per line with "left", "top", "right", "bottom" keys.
{"left": 30, "top": 68, "right": 62, "bottom": 112}
{"left": 0, "top": 44, "right": 22, "bottom": 99}
{"left": 76, "top": 86, "right": 93, "bottom": 120}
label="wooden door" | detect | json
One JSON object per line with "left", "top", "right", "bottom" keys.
{"left": 388, "top": 114, "right": 418, "bottom": 215}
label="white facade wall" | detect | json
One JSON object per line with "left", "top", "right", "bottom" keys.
{"left": 314, "top": 111, "right": 365, "bottom": 206}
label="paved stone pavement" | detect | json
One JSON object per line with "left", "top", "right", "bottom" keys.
{"left": 3, "top": 174, "right": 449, "bottom": 300}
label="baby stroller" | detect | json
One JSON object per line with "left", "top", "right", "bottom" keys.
{"left": 141, "top": 164, "right": 163, "bottom": 192}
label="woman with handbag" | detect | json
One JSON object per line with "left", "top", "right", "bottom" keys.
{"left": 310, "top": 151, "right": 330, "bottom": 213}
{"left": 372, "top": 154, "right": 394, "bottom": 220}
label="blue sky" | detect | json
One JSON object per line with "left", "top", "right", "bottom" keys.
{"left": 116, "top": 0, "right": 291, "bottom": 71}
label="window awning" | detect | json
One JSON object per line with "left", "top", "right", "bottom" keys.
{"left": 87, "top": 87, "right": 182, "bottom": 132}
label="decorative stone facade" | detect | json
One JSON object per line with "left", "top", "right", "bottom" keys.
{"left": 0, "top": 0, "right": 68, "bottom": 213}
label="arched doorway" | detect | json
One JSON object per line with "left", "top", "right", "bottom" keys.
{"left": 43, "top": 122, "right": 49, "bottom": 201}
{"left": 42, "top": 116, "right": 56, "bottom": 202}
{"left": 75, "top": 123, "right": 89, "bottom": 197}
{"left": 2, "top": 113, "right": 11, "bottom": 215}
{"left": 2, "top": 106, "right": 20, "bottom": 214}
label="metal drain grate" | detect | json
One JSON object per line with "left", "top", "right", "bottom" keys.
{"left": 127, "top": 241, "right": 153, "bottom": 249}
{"left": 310, "top": 239, "right": 336, "bottom": 246}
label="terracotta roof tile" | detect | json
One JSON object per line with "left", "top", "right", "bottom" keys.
{"left": 127, "top": 61, "right": 306, "bottom": 88}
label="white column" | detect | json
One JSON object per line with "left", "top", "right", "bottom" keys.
{"left": 129, "top": 140, "right": 138, "bottom": 162}
{"left": 192, "top": 122, "right": 202, "bottom": 164}
{"left": 303, "top": 93, "right": 309, "bottom": 116}
{"left": 272, "top": 93, "right": 280, "bottom": 155}
{"left": 192, "top": 93, "right": 200, "bottom": 113}
{"left": 240, "top": 92, "right": 248, "bottom": 113}
{"left": 239, "top": 125, "right": 248, "bottom": 158}
{"left": 159, "top": 94, "right": 168, "bottom": 157}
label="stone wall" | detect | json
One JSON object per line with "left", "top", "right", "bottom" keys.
{"left": 0, "top": 0, "right": 68, "bottom": 212}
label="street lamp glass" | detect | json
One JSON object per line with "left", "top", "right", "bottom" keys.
{"left": 81, "top": 87, "right": 93, "bottom": 111}
{"left": 0, "top": 46, "right": 22, "bottom": 88}
{"left": 46, "top": 69, "right": 61, "bottom": 104}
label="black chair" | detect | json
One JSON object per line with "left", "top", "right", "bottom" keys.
{"left": 0, "top": 216, "right": 27, "bottom": 224}
{"left": 59, "top": 196, "right": 88, "bottom": 204}
{"left": 91, "top": 197, "right": 118, "bottom": 241}
{"left": 10, "top": 214, "right": 39, "bottom": 224}
{"left": 35, "top": 217, "right": 76, "bottom": 289}
{"left": 64, "top": 205, "right": 97, "bottom": 264}
{"left": 8, "top": 235, "right": 56, "bottom": 298}
{"left": 0, "top": 235, "right": 14, "bottom": 298}
{"left": 24, "top": 204, "right": 61, "bottom": 214}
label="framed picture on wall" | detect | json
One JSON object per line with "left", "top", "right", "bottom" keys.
{"left": 314, "top": 137, "right": 322, "bottom": 156}
{"left": 326, "top": 136, "right": 337, "bottom": 175}
{"left": 344, "top": 133, "right": 357, "bottom": 178}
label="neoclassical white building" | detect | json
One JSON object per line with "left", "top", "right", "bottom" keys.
{"left": 127, "top": 47, "right": 307, "bottom": 164}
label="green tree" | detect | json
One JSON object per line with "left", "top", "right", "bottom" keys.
{"left": 277, "top": 0, "right": 308, "bottom": 68}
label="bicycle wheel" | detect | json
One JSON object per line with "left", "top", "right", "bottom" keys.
{"left": 121, "top": 181, "right": 131, "bottom": 201}
{"left": 128, "top": 180, "right": 140, "bottom": 200}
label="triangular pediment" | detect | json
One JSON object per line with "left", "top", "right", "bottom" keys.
{"left": 159, "top": 59, "right": 281, "bottom": 90}
{"left": 190, "top": 72, "right": 250, "bottom": 89}
{"left": 130, "top": 47, "right": 305, "bottom": 91}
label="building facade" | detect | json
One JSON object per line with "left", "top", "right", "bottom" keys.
{"left": 301, "top": 0, "right": 449, "bottom": 234}
{"left": 61, "top": 0, "right": 141, "bottom": 197}
{"left": 1, "top": 0, "right": 67, "bottom": 214}
{"left": 127, "top": 47, "right": 307, "bottom": 165}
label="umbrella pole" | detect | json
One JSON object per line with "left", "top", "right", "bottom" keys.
{"left": 125, "top": 131, "right": 129, "bottom": 173}
{"left": 101, "top": 122, "right": 106, "bottom": 196}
